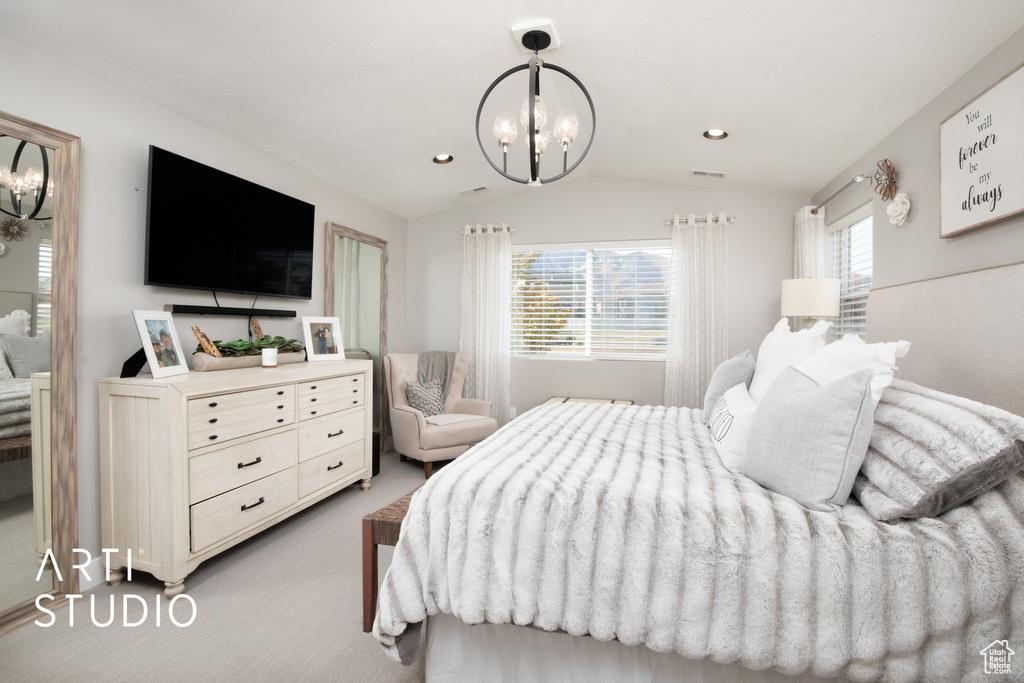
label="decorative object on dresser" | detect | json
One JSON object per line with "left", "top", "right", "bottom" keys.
{"left": 99, "top": 360, "right": 373, "bottom": 597}
{"left": 383, "top": 352, "right": 497, "bottom": 479}
{"left": 939, "top": 61, "right": 1024, "bottom": 238}
{"left": 189, "top": 321, "right": 306, "bottom": 371}
{"left": 302, "top": 316, "right": 344, "bottom": 361}
{"left": 131, "top": 310, "right": 188, "bottom": 379}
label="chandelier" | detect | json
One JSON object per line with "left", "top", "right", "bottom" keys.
{"left": 0, "top": 134, "right": 52, "bottom": 221}
{"left": 475, "top": 28, "right": 595, "bottom": 186}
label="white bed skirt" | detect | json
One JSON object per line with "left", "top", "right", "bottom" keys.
{"left": 425, "top": 613, "right": 851, "bottom": 683}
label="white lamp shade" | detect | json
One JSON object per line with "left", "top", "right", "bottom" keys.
{"left": 781, "top": 278, "right": 840, "bottom": 317}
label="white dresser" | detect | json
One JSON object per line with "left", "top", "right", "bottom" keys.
{"left": 99, "top": 360, "right": 372, "bottom": 596}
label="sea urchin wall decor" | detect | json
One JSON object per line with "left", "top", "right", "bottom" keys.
{"left": 873, "top": 158, "right": 899, "bottom": 201}
{"left": 0, "top": 217, "right": 28, "bottom": 240}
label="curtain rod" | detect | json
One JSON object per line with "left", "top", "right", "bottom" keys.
{"left": 663, "top": 215, "right": 737, "bottom": 226}
{"left": 810, "top": 173, "right": 868, "bottom": 215}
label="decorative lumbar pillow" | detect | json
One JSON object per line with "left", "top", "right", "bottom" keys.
{"left": 0, "top": 330, "right": 50, "bottom": 378}
{"left": 853, "top": 379, "right": 1024, "bottom": 522}
{"left": 702, "top": 350, "right": 756, "bottom": 425}
{"left": 742, "top": 366, "right": 874, "bottom": 515}
{"left": 406, "top": 378, "right": 446, "bottom": 417}
{"left": 795, "top": 334, "right": 911, "bottom": 408}
{"left": 748, "top": 318, "right": 831, "bottom": 403}
{"left": 0, "top": 309, "right": 30, "bottom": 337}
{"left": 709, "top": 382, "right": 758, "bottom": 470}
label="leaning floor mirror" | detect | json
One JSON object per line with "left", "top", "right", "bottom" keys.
{"left": 0, "top": 110, "right": 79, "bottom": 635}
{"left": 325, "top": 222, "right": 388, "bottom": 474}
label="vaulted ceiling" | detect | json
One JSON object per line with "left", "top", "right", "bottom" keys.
{"left": 2, "top": 1, "right": 1023, "bottom": 219}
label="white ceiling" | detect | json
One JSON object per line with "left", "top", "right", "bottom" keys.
{"left": 2, "top": 1, "right": 1023, "bottom": 219}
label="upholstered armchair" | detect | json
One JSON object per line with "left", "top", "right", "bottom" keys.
{"left": 383, "top": 352, "right": 498, "bottom": 478}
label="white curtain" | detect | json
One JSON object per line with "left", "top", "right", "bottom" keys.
{"left": 334, "top": 236, "right": 360, "bottom": 351}
{"left": 460, "top": 223, "right": 512, "bottom": 426}
{"left": 664, "top": 213, "right": 729, "bottom": 408}
{"left": 793, "top": 206, "right": 828, "bottom": 278}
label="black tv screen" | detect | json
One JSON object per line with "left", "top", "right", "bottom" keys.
{"left": 145, "top": 146, "right": 315, "bottom": 300}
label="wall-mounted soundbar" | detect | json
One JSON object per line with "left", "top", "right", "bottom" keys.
{"left": 164, "top": 304, "right": 297, "bottom": 318}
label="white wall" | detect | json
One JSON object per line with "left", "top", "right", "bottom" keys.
{"left": 0, "top": 38, "right": 408, "bottom": 560}
{"left": 406, "top": 176, "right": 804, "bottom": 412}
{"left": 813, "top": 26, "right": 1024, "bottom": 288}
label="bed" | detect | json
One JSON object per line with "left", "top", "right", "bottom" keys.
{"left": 0, "top": 292, "right": 37, "bottom": 459}
{"left": 373, "top": 261, "right": 1024, "bottom": 682}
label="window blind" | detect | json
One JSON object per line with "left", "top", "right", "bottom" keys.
{"left": 831, "top": 214, "right": 872, "bottom": 338}
{"left": 37, "top": 238, "right": 52, "bottom": 332}
{"left": 511, "top": 244, "right": 671, "bottom": 359}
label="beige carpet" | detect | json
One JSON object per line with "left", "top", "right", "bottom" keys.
{"left": 0, "top": 493, "right": 52, "bottom": 610}
{"left": 0, "top": 452, "right": 428, "bottom": 683}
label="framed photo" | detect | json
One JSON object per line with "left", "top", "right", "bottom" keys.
{"left": 939, "top": 61, "right": 1024, "bottom": 238}
{"left": 302, "top": 316, "right": 345, "bottom": 361}
{"left": 132, "top": 310, "right": 189, "bottom": 378}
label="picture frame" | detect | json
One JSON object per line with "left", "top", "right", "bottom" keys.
{"left": 302, "top": 316, "right": 345, "bottom": 361}
{"left": 132, "top": 310, "right": 189, "bottom": 378}
{"left": 939, "top": 61, "right": 1024, "bottom": 238}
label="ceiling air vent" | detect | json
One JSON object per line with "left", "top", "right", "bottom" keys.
{"left": 691, "top": 169, "right": 728, "bottom": 179}
{"left": 457, "top": 185, "right": 489, "bottom": 198}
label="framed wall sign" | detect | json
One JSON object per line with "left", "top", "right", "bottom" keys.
{"left": 939, "top": 62, "right": 1024, "bottom": 238}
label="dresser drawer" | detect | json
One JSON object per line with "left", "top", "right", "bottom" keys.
{"left": 297, "top": 409, "right": 364, "bottom": 462}
{"left": 190, "top": 467, "right": 298, "bottom": 552}
{"left": 297, "top": 374, "right": 365, "bottom": 420}
{"left": 298, "top": 441, "right": 365, "bottom": 497}
{"left": 188, "top": 430, "right": 297, "bottom": 504}
{"left": 188, "top": 386, "right": 296, "bottom": 449}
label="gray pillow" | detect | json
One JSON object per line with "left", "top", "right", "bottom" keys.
{"left": 406, "top": 378, "right": 446, "bottom": 417}
{"left": 853, "top": 379, "right": 1024, "bottom": 522}
{"left": 0, "top": 331, "right": 50, "bottom": 378}
{"left": 742, "top": 367, "right": 874, "bottom": 515}
{"left": 702, "top": 350, "right": 756, "bottom": 424}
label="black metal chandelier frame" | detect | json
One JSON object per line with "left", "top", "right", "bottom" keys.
{"left": 475, "top": 30, "right": 596, "bottom": 186}
{"left": 0, "top": 133, "right": 51, "bottom": 221}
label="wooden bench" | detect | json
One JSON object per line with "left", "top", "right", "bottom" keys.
{"left": 362, "top": 487, "right": 420, "bottom": 632}
{"left": 543, "top": 396, "right": 634, "bottom": 405}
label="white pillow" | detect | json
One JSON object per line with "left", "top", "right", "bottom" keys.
{"left": 795, "top": 335, "right": 911, "bottom": 408}
{"left": 708, "top": 382, "right": 758, "bottom": 470}
{"left": 0, "top": 309, "right": 31, "bottom": 337}
{"left": 748, "top": 318, "right": 831, "bottom": 403}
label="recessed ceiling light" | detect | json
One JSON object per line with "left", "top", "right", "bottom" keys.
{"left": 433, "top": 154, "right": 454, "bottom": 164}
{"left": 703, "top": 129, "right": 728, "bottom": 140}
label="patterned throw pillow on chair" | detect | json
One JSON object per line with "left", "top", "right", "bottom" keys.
{"left": 406, "top": 379, "right": 446, "bottom": 417}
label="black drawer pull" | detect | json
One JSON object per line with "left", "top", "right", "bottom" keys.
{"left": 208, "top": 402, "right": 218, "bottom": 408}
{"left": 209, "top": 418, "right": 218, "bottom": 424}
{"left": 310, "top": 397, "right": 317, "bottom": 402}
{"left": 277, "top": 418, "right": 285, "bottom": 423}
{"left": 327, "top": 428, "right": 345, "bottom": 438}
{"left": 240, "top": 497, "right": 265, "bottom": 512}
{"left": 277, "top": 390, "right": 284, "bottom": 396}
{"left": 351, "top": 378, "right": 357, "bottom": 382}
{"left": 352, "top": 389, "right": 358, "bottom": 393}
{"left": 209, "top": 435, "right": 218, "bottom": 441}
{"left": 311, "top": 385, "right": 317, "bottom": 390}
{"left": 310, "top": 410, "right": 318, "bottom": 415}
{"left": 327, "top": 460, "right": 344, "bottom": 471}
{"left": 237, "top": 457, "right": 263, "bottom": 469}
{"left": 352, "top": 400, "right": 358, "bottom": 404}
{"left": 277, "top": 404, "right": 284, "bottom": 409}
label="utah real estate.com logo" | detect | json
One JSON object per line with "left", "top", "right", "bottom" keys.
{"left": 34, "top": 548, "right": 197, "bottom": 628}
{"left": 980, "top": 640, "right": 1015, "bottom": 676}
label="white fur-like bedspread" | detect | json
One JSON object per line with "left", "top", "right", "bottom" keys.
{"left": 373, "top": 403, "right": 1024, "bottom": 682}
{"left": 0, "top": 378, "right": 31, "bottom": 440}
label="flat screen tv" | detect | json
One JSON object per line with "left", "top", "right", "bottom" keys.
{"left": 145, "top": 146, "right": 315, "bottom": 300}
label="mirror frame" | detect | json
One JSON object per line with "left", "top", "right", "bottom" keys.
{"left": 324, "top": 222, "right": 389, "bottom": 449}
{"left": 0, "top": 110, "right": 79, "bottom": 635}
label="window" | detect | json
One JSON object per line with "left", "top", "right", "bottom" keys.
{"left": 37, "top": 238, "right": 52, "bottom": 333}
{"left": 828, "top": 205, "right": 872, "bottom": 338}
{"left": 511, "top": 242, "right": 671, "bottom": 359}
